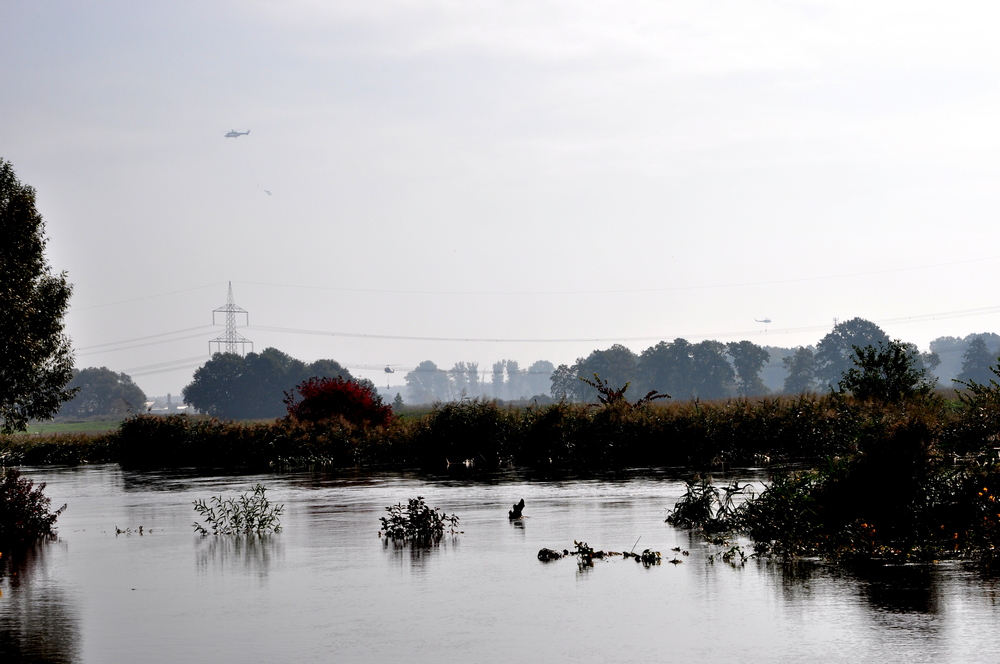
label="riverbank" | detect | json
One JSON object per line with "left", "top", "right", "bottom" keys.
{"left": 0, "top": 391, "right": 991, "bottom": 472}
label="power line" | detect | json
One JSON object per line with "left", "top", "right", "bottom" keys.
{"left": 129, "top": 361, "right": 207, "bottom": 377}
{"left": 69, "top": 283, "right": 225, "bottom": 312}
{"left": 124, "top": 355, "right": 209, "bottom": 373}
{"left": 75, "top": 325, "right": 216, "bottom": 351}
{"left": 76, "top": 330, "right": 219, "bottom": 357}
{"left": 235, "top": 255, "right": 1000, "bottom": 296}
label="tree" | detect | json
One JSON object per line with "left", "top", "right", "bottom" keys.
{"left": 690, "top": 340, "right": 735, "bottom": 400}
{"left": 837, "top": 339, "right": 936, "bottom": 405}
{"left": 550, "top": 363, "right": 580, "bottom": 401}
{"left": 957, "top": 336, "right": 995, "bottom": 386}
{"left": 404, "top": 360, "right": 450, "bottom": 403}
{"left": 726, "top": 341, "right": 770, "bottom": 396}
{"left": 814, "top": 318, "right": 889, "bottom": 389}
{"left": 525, "top": 360, "right": 555, "bottom": 398}
{"left": 183, "top": 353, "right": 249, "bottom": 419}
{"left": 782, "top": 347, "right": 818, "bottom": 394}
{"left": 58, "top": 367, "right": 147, "bottom": 419}
{"left": 182, "top": 348, "right": 355, "bottom": 419}
{"left": 637, "top": 339, "right": 697, "bottom": 399}
{"left": 576, "top": 344, "right": 638, "bottom": 402}
{"left": 0, "top": 159, "right": 76, "bottom": 433}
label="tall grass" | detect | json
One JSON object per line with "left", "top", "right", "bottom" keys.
{"left": 10, "top": 389, "right": 1000, "bottom": 472}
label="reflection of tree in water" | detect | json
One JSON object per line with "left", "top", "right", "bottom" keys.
{"left": 0, "top": 542, "right": 80, "bottom": 662}
{"left": 196, "top": 534, "right": 283, "bottom": 579}
{"left": 842, "top": 563, "right": 940, "bottom": 615}
{"left": 383, "top": 538, "right": 457, "bottom": 572}
{"left": 773, "top": 559, "right": 942, "bottom": 616}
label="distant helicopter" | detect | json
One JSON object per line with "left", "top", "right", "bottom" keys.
{"left": 755, "top": 318, "right": 772, "bottom": 324}
{"left": 384, "top": 367, "right": 395, "bottom": 374}
{"left": 225, "top": 129, "right": 250, "bottom": 138}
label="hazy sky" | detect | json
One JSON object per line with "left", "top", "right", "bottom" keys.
{"left": 5, "top": 0, "right": 1000, "bottom": 397}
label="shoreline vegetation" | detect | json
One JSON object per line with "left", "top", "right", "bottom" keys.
{"left": 6, "top": 352, "right": 1000, "bottom": 563}
{"left": 0, "top": 389, "right": 994, "bottom": 472}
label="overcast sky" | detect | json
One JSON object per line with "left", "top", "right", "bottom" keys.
{"left": 5, "top": 0, "right": 1000, "bottom": 397}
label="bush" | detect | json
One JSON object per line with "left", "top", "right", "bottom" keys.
{"left": 192, "top": 484, "right": 283, "bottom": 535}
{"left": 0, "top": 468, "right": 65, "bottom": 545}
{"left": 285, "top": 377, "right": 393, "bottom": 427}
{"left": 379, "top": 496, "right": 459, "bottom": 544}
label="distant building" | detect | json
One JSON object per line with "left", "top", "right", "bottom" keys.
{"left": 146, "top": 393, "right": 197, "bottom": 415}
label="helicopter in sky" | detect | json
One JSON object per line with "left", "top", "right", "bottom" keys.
{"left": 755, "top": 318, "right": 772, "bottom": 324}
{"left": 224, "top": 129, "right": 250, "bottom": 138}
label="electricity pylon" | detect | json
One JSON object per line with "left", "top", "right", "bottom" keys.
{"left": 209, "top": 282, "right": 253, "bottom": 356}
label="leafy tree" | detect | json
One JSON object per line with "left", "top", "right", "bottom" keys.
{"left": 782, "top": 347, "right": 818, "bottom": 394}
{"left": 491, "top": 361, "right": 506, "bottom": 399}
{"left": 404, "top": 360, "right": 450, "bottom": 403}
{"left": 550, "top": 363, "right": 580, "bottom": 401}
{"left": 690, "top": 340, "right": 735, "bottom": 400}
{"left": 182, "top": 348, "right": 355, "bottom": 419}
{"left": 183, "top": 353, "right": 250, "bottom": 419}
{"left": 525, "top": 360, "right": 555, "bottom": 398}
{"left": 957, "top": 336, "right": 995, "bottom": 386}
{"left": 726, "top": 341, "right": 770, "bottom": 396}
{"left": 637, "top": 338, "right": 697, "bottom": 399}
{"left": 837, "top": 339, "right": 936, "bottom": 405}
{"left": 576, "top": 344, "right": 639, "bottom": 402}
{"left": 393, "top": 393, "right": 404, "bottom": 411}
{"left": 241, "top": 348, "right": 307, "bottom": 419}
{"left": 284, "top": 376, "right": 392, "bottom": 427}
{"left": 58, "top": 367, "right": 146, "bottom": 419}
{"left": 0, "top": 159, "right": 76, "bottom": 433}
{"left": 814, "top": 318, "right": 890, "bottom": 389}
{"left": 448, "top": 361, "right": 480, "bottom": 399}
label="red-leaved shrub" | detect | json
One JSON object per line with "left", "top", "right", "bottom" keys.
{"left": 284, "top": 377, "right": 393, "bottom": 427}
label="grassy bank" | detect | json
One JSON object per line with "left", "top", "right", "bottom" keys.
{"left": 25, "top": 420, "right": 123, "bottom": 435}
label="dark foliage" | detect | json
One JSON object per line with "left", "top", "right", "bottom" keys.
{"left": 285, "top": 376, "right": 393, "bottom": 427}
{"left": 379, "top": 496, "right": 459, "bottom": 544}
{"left": 183, "top": 348, "right": 359, "bottom": 420}
{"left": 0, "top": 468, "right": 65, "bottom": 545}
{"left": 0, "top": 158, "right": 76, "bottom": 433}
{"left": 837, "top": 340, "right": 936, "bottom": 405}
{"left": 58, "top": 366, "right": 146, "bottom": 419}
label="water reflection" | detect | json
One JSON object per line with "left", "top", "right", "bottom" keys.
{"left": 846, "top": 562, "right": 941, "bottom": 615}
{"left": 381, "top": 537, "right": 458, "bottom": 572}
{"left": 195, "top": 534, "right": 283, "bottom": 579}
{"left": 0, "top": 542, "right": 80, "bottom": 663}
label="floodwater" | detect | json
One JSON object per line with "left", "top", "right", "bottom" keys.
{"left": 4, "top": 465, "right": 1000, "bottom": 663}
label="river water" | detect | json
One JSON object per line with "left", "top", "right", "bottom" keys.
{"left": 3, "top": 464, "right": 1000, "bottom": 663}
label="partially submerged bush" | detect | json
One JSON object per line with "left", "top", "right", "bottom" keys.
{"left": 379, "top": 496, "right": 459, "bottom": 544}
{"left": 193, "top": 484, "right": 283, "bottom": 535}
{"left": 665, "top": 475, "right": 754, "bottom": 531}
{"left": 0, "top": 467, "right": 65, "bottom": 545}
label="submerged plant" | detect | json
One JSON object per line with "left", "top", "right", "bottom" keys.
{"left": 666, "top": 475, "right": 754, "bottom": 531}
{"left": 192, "top": 484, "right": 283, "bottom": 535}
{"left": 379, "top": 496, "right": 459, "bottom": 544}
{"left": 0, "top": 467, "right": 65, "bottom": 545}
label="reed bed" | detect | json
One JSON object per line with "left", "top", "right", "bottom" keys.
{"left": 3, "top": 391, "right": 994, "bottom": 473}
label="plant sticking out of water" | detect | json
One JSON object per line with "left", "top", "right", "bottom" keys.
{"left": 379, "top": 496, "right": 460, "bottom": 545}
{"left": 192, "top": 484, "right": 283, "bottom": 535}
{"left": 666, "top": 475, "right": 754, "bottom": 531}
